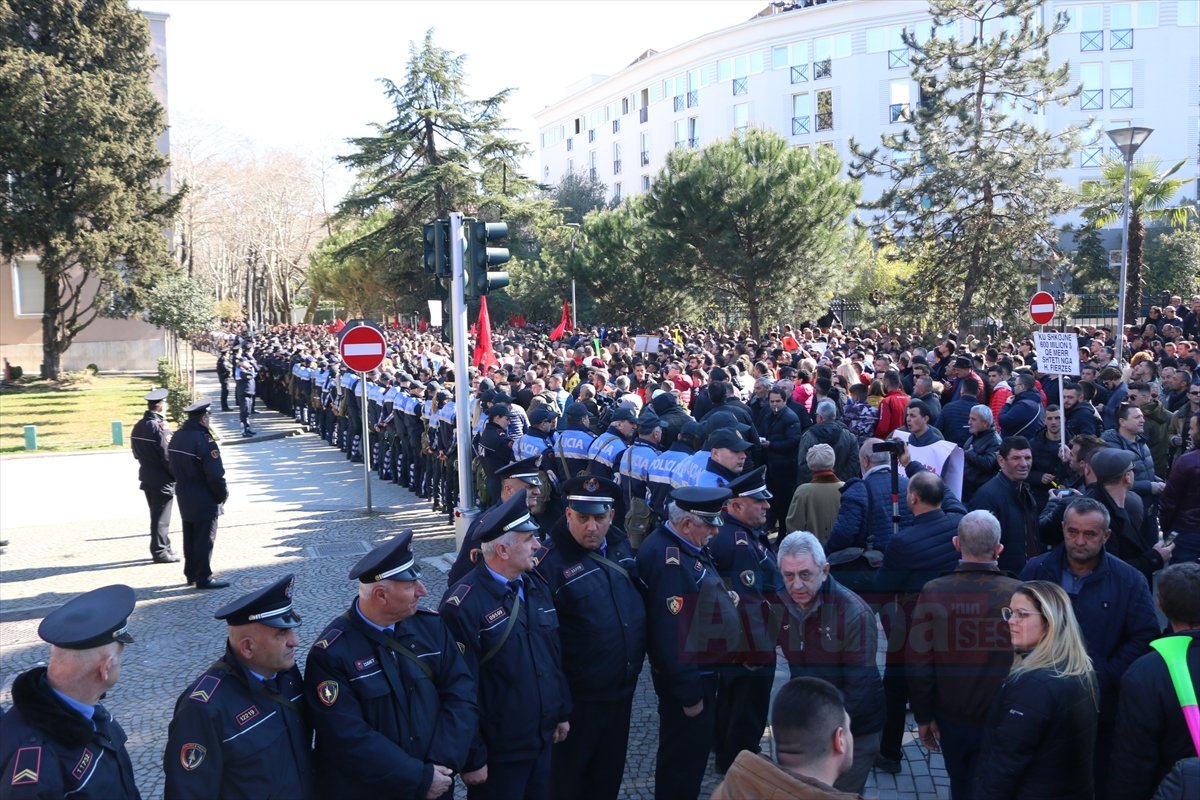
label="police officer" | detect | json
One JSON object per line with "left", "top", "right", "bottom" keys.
{"left": 448, "top": 457, "right": 544, "bottom": 584}
{"left": 706, "top": 466, "right": 784, "bottom": 774}
{"left": 534, "top": 476, "right": 647, "bottom": 800}
{"left": 617, "top": 412, "right": 666, "bottom": 548}
{"left": 695, "top": 428, "right": 750, "bottom": 488}
{"left": 554, "top": 404, "right": 595, "bottom": 479}
{"left": 131, "top": 387, "right": 179, "bottom": 563}
{"left": 586, "top": 407, "right": 636, "bottom": 480}
{"left": 216, "top": 350, "right": 232, "bottom": 411}
{"left": 478, "top": 404, "right": 515, "bottom": 505}
{"left": 636, "top": 487, "right": 741, "bottom": 800}
{"left": 0, "top": 585, "right": 141, "bottom": 799}
{"left": 234, "top": 357, "right": 256, "bottom": 437}
{"left": 305, "top": 531, "right": 478, "bottom": 800}
{"left": 439, "top": 492, "right": 572, "bottom": 800}
{"left": 648, "top": 420, "right": 704, "bottom": 518}
{"left": 168, "top": 400, "right": 229, "bottom": 590}
{"left": 164, "top": 575, "right": 313, "bottom": 800}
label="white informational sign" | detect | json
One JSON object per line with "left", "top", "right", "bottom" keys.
{"left": 1033, "top": 332, "right": 1080, "bottom": 376}
{"left": 890, "top": 431, "right": 965, "bottom": 500}
{"left": 634, "top": 335, "right": 661, "bottom": 353}
{"left": 427, "top": 300, "right": 443, "bottom": 329}
{"left": 809, "top": 342, "right": 828, "bottom": 355}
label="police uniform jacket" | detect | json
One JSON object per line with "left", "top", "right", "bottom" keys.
{"left": 131, "top": 409, "right": 174, "bottom": 492}
{"left": 514, "top": 428, "right": 555, "bottom": 464}
{"left": 553, "top": 424, "right": 594, "bottom": 479}
{"left": 587, "top": 428, "right": 628, "bottom": 479}
{"left": 163, "top": 646, "right": 313, "bottom": 800}
{"left": 696, "top": 458, "right": 739, "bottom": 489}
{"left": 648, "top": 444, "right": 692, "bottom": 516}
{"left": 534, "top": 519, "right": 646, "bottom": 702}
{"left": 478, "top": 422, "right": 512, "bottom": 478}
{"left": 438, "top": 565, "right": 571, "bottom": 765}
{"left": 617, "top": 439, "right": 658, "bottom": 507}
{"left": 304, "top": 601, "right": 479, "bottom": 799}
{"left": 168, "top": 419, "right": 228, "bottom": 522}
{"left": 708, "top": 515, "right": 783, "bottom": 667}
{"left": 234, "top": 363, "right": 255, "bottom": 396}
{"left": 0, "top": 667, "right": 140, "bottom": 800}
{"left": 635, "top": 523, "right": 741, "bottom": 708}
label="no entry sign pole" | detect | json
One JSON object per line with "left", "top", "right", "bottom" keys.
{"left": 339, "top": 321, "right": 387, "bottom": 513}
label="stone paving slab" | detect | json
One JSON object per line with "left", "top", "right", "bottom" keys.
{"left": 0, "top": 353, "right": 947, "bottom": 800}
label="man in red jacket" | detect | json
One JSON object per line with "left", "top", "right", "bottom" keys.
{"left": 875, "top": 371, "right": 909, "bottom": 439}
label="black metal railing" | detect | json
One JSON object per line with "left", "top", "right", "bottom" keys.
{"left": 639, "top": 107, "right": 649, "bottom": 124}
{"left": 588, "top": 129, "right": 597, "bottom": 143}
{"left": 792, "top": 115, "right": 811, "bottom": 135}
{"left": 687, "top": 90, "right": 698, "bottom": 108}
{"left": 673, "top": 95, "right": 685, "bottom": 112}
{"left": 814, "top": 59, "right": 832, "bottom": 79}
{"left": 816, "top": 111, "right": 833, "bottom": 131}
{"left": 566, "top": 138, "right": 573, "bottom": 152}
{"left": 1080, "top": 30, "right": 1103, "bottom": 51}
{"left": 1110, "top": 87, "right": 1132, "bottom": 108}
{"left": 732, "top": 78, "right": 748, "bottom": 95}
{"left": 640, "top": 151, "right": 650, "bottom": 166}
{"left": 1111, "top": 28, "right": 1132, "bottom": 49}
{"left": 1081, "top": 147, "right": 1103, "bottom": 168}
{"left": 1080, "top": 89, "right": 1103, "bottom": 110}
{"left": 688, "top": 137, "right": 700, "bottom": 148}
{"left": 889, "top": 103, "right": 911, "bottom": 123}
{"left": 888, "top": 48, "right": 909, "bottom": 69}
{"left": 791, "top": 64, "right": 808, "bottom": 83}
{"left": 613, "top": 159, "right": 621, "bottom": 174}
{"left": 612, "top": 119, "right": 620, "bottom": 134}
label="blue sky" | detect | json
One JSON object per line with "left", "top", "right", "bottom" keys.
{"left": 138, "top": 0, "right": 767, "bottom": 198}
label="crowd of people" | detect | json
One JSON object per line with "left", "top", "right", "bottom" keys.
{"left": 3, "top": 294, "right": 1200, "bottom": 800}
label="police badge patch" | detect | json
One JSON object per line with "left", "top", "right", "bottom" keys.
{"left": 180, "top": 743, "right": 207, "bottom": 771}
{"left": 70, "top": 749, "right": 93, "bottom": 780}
{"left": 316, "top": 680, "right": 339, "bottom": 707}
{"left": 740, "top": 570, "right": 756, "bottom": 588}
{"left": 666, "top": 596, "right": 683, "bottom": 615}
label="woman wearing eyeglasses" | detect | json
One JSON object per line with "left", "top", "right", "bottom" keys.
{"left": 973, "top": 581, "right": 1099, "bottom": 800}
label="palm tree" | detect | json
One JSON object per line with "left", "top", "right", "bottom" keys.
{"left": 1081, "top": 158, "right": 1195, "bottom": 323}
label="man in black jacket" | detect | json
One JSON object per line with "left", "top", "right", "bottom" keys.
{"left": 131, "top": 388, "right": 178, "bottom": 563}
{"left": 0, "top": 585, "right": 141, "bottom": 800}
{"left": 1108, "top": 563, "right": 1200, "bottom": 800}
{"left": 167, "top": 401, "right": 229, "bottom": 590}
{"left": 165, "top": 575, "right": 313, "bottom": 800}
{"left": 535, "top": 476, "right": 646, "bottom": 800}
{"left": 759, "top": 387, "right": 802, "bottom": 535}
{"left": 968, "top": 436, "right": 1039, "bottom": 575}
{"left": 306, "top": 531, "right": 478, "bottom": 800}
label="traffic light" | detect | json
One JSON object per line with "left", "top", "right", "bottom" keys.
{"left": 423, "top": 220, "right": 449, "bottom": 276}
{"left": 465, "top": 220, "right": 510, "bottom": 297}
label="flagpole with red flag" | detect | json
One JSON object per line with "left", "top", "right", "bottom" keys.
{"left": 549, "top": 299, "right": 571, "bottom": 340}
{"left": 472, "top": 296, "right": 498, "bottom": 371}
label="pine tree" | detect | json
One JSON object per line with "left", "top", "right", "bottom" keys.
{"left": 1066, "top": 225, "right": 1115, "bottom": 295}
{"left": 850, "top": 0, "right": 1080, "bottom": 337}
{"left": 333, "top": 30, "right": 538, "bottom": 313}
{"left": 0, "top": 0, "right": 184, "bottom": 379}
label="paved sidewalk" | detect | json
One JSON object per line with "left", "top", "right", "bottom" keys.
{"left": 0, "top": 352, "right": 947, "bottom": 799}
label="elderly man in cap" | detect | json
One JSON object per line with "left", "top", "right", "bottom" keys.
{"left": 439, "top": 492, "right": 571, "bottom": 800}
{"left": 534, "top": 475, "right": 647, "bottom": 800}
{"left": 696, "top": 428, "right": 751, "bottom": 489}
{"left": 587, "top": 406, "right": 637, "bottom": 480}
{"left": 448, "top": 456, "right": 544, "bottom": 584}
{"left": 168, "top": 400, "right": 230, "bottom": 590}
{"left": 164, "top": 575, "right": 313, "bottom": 799}
{"left": 0, "top": 585, "right": 141, "bottom": 799}
{"left": 479, "top": 403, "right": 515, "bottom": 506}
{"left": 636, "top": 486, "right": 742, "bottom": 800}
{"left": 131, "top": 387, "right": 179, "bottom": 563}
{"left": 707, "top": 466, "right": 784, "bottom": 774}
{"left": 306, "top": 531, "right": 477, "bottom": 800}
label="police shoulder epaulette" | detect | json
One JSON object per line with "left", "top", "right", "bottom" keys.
{"left": 734, "top": 530, "right": 751, "bottom": 546}
{"left": 8, "top": 745, "right": 42, "bottom": 787}
{"left": 665, "top": 546, "right": 680, "bottom": 566}
{"left": 416, "top": 607, "right": 439, "bottom": 616}
{"left": 188, "top": 673, "right": 222, "bottom": 703}
{"left": 312, "top": 626, "right": 344, "bottom": 650}
{"left": 442, "top": 583, "right": 472, "bottom": 608}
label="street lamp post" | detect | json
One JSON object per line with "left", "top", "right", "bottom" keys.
{"left": 1104, "top": 125, "right": 1153, "bottom": 364}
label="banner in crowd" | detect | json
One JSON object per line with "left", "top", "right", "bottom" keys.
{"left": 549, "top": 300, "right": 571, "bottom": 340}
{"left": 472, "top": 296, "right": 498, "bottom": 371}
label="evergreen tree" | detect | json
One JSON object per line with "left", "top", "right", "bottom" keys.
{"left": 1066, "top": 225, "right": 1115, "bottom": 295}
{"left": 551, "top": 169, "right": 609, "bottom": 226}
{"left": 333, "top": 30, "right": 538, "bottom": 313}
{"left": 1080, "top": 157, "right": 1195, "bottom": 321}
{"left": 850, "top": 0, "right": 1079, "bottom": 337}
{"left": 0, "top": 0, "right": 183, "bottom": 378}
{"left": 1145, "top": 227, "right": 1200, "bottom": 300}
{"left": 643, "top": 129, "right": 859, "bottom": 336}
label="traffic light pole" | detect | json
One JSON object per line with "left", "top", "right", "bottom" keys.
{"left": 448, "top": 212, "right": 478, "bottom": 547}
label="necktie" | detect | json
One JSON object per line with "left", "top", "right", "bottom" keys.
{"left": 506, "top": 579, "right": 523, "bottom": 596}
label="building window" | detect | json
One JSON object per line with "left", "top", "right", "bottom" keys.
{"left": 567, "top": 159, "right": 574, "bottom": 175}
{"left": 1080, "top": 121, "right": 1104, "bottom": 167}
{"left": 12, "top": 257, "right": 44, "bottom": 317}
{"left": 639, "top": 107, "right": 649, "bottom": 124}
{"left": 732, "top": 77, "right": 748, "bottom": 96}
{"left": 622, "top": 97, "right": 630, "bottom": 115}
{"left": 791, "top": 64, "right": 809, "bottom": 83}
{"left": 1110, "top": 61, "right": 1133, "bottom": 108}
{"left": 1063, "top": 4, "right": 1103, "bottom": 32}
{"left": 687, "top": 89, "right": 698, "bottom": 108}
{"left": 589, "top": 151, "right": 597, "bottom": 181}
{"left": 1110, "top": 28, "right": 1133, "bottom": 49}
{"left": 1080, "top": 30, "right": 1104, "bottom": 50}
{"left": 733, "top": 103, "right": 749, "bottom": 136}
{"left": 814, "top": 59, "right": 832, "bottom": 80}
{"left": 816, "top": 89, "right": 833, "bottom": 131}
{"left": 612, "top": 119, "right": 620, "bottom": 134}
{"left": 889, "top": 79, "right": 912, "bottom": 123}
{"left": 1111, "top": 1, "right": 1158, "bottom": 29}
{"left": 688, "top": 117, "right": 700, "bottom": 149}
{"left": 674, "top": 95, "right": 685, "bottom": 112}
{"left": 1080, "top": 63, "right": 1103, "bottom": 109}
{"left": 674, "top": 119, "right": 687, "bottom": 150}
{"left": 641, "top": 175, "right": 651, "bottom": 191}
{"left": 588, "top": 129, "right": 596, "bottom": 143}
{"left": 792, "top": 93, "right": 811, "bottom": 135}
{"left": 613, "top": 183, "right": 622, "bottom": 203}
{"left": 867, "top": 24, "right": 910, "bottom": 68}
{"left": 613, "top": 142, "right": 622, "bottom": 175}
{"left": 640, "top": 132, "right": 650, "bottom": 166}
{"left": 1180, "top": 0, "right": 1200, "bottom": 26}
{"left": 889, "top": 48, "right": 910, "bottom": 69}
{"left": 566, "top": 137, "right": 573, "bottom": 152}
{"left": 813, "top": 34, "right": 848, "bottom": 80}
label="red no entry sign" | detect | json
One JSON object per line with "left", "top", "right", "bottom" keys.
{"left": 1029, "top": 291, "right": 1057, "bottom": 325}
{"left": 339, "top": 323, "right": 386, "bottom": 373}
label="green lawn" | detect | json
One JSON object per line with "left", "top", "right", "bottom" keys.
{"left": 0, "top": 374, "right": 158, "bottom": 454}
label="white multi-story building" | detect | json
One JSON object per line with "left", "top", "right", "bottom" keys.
{"left": 534, "top": 0, "right": 1199, "bottom": 222}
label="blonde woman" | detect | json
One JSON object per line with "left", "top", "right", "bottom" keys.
{"left": 973, "top": 581, "right": 1099, "bottom": 800}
